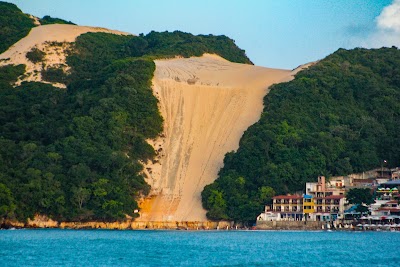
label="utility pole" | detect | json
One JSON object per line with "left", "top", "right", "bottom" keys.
{"left": 381, "top": 160, "right": 387, "bottom": 178}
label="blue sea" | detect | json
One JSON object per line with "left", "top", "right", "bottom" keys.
{"left": 0, "top": 229, "right": 399, "bottom": 266}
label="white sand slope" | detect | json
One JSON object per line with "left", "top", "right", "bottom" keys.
{"left": 0, "top": 24, "right": 130, "bottom": 88}
{"left": 139, "top": 54, "right": 304, "bottom": 222}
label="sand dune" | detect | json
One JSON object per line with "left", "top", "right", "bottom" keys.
{"left": 0, "top": 23, "right": 310, "bottom": 223}
{"left": 0, "top": 24, "right": 130, "bottom": 87}
{"left": 139, "top": 54, "right": 302, "bottom": 222}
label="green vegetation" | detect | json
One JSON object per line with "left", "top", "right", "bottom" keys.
{"left": 0, "top": 28, "right": 250, "bottom": 222}
{"left": 41, "top": 66, "right": 68, "bottom": 83}
{"left": 202, "top": 47, "right": 400, "bottom": 223}
{"left": 26, "top": 47, "right": 45, "bottom": 63}
{"left": 0, "top": 1, "right": 35, "bottom": 54}
{"left": 39, "top": 15, "right": 75, "bottom": 25}
{"left": 143, "top": 31, "right": 252, "bottom": 64}
{"left": 346, "top": 188, "right": 374, "bottom": 213}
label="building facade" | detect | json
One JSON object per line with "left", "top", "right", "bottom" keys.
{"left": 257, "top": 176, "right": 346, "bottom": 222}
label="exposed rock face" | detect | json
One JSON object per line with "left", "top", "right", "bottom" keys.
{"left": 2, "top": 215, "right": 232, "bottom": 230}
{"left": 139, "top": 54, "right": 299, "bottom": 222}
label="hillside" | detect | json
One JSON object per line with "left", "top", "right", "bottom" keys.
{"left": 0, "top": 1, "right": 35, "bottom": 53}
{"left": 138, "top": 54, "right": 296, "bottom": 222}
{"left": 2, "top": 2, "right": 399, "bottom": 226}
{"left": 202, "top": 47, "right": 400, "bottom": 222}
{"left": 0, "top": 1, "right": 76, "bottom": 54}
{"left": 0, "top": 2, "right": 258, "bottom": 223}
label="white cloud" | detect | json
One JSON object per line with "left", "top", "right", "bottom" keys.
{"left": 377, "top": 0, "right": 400, "bottom": 32}
{"left": 361, "top": 0, "right": 400, "bottom": 48}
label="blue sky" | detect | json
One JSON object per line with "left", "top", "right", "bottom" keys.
{"left": 5, "top": 0, "right": 399, "bottom": 69}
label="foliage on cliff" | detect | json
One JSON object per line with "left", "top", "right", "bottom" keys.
{"left": 0, "top": 24, "right": 251, "bottom": 222}
{"left": 0, "top": 1, "right": 35, "bottom": 54}
{"left": 142, "top": 31, "right": 252, "bottom": 64}
{"left": 202, "top": 47, "right": 400, "bottom": 222}
{"left": 39, "top": 15, "right": 75, "bottom": 25}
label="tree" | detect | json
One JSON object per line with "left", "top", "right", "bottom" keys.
{"left": 346, "top": 188, "right": 374, "bottom": 206}
{"left": 257, "top": 186, "right": 275, "bottom": 205}
{"left": 346, "top": 188, "right": 374, "bottom": 214}
{"left": 205, "top": 190, "right": 228, "bottom": 220}
{"left": 0, "top": 183, "right": 16, "bottom": 219}
{"left": 72, "top": 187, "right": 91, "bottom": 210}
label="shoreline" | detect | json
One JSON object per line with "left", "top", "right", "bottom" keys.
{"left": 2, "top": 216, "right": 398, "bottom": 232}
{"left": 0, "top": 217, "right": 233, "bottom": 231}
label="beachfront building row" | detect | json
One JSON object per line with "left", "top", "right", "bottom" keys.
{"left": 257, "top": 176, "right": 346, "bottom": 222}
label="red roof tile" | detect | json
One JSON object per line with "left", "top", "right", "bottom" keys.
{"left": 377, "top": 208, "right": 400, "bottom": 212}
{"left": 272, "top": 195, "right": 303, "bottom": 199}
{"left": 315, "top": 195, "right": 344, "bottom": 200}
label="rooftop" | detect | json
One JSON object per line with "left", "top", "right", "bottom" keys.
{"left": 272, "top": 195, "right": 303, "bottom": 200}
{"left": 315, "top": 195, "right": 344, "bottom": 200}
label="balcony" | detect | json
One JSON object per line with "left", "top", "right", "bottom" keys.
{"left": 326, "top": 206, "right": 331, "bottom": 212}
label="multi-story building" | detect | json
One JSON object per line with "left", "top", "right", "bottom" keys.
{"left": 305, "top": 176, "right": 345, "bottom": 221}
{"left": 257, "top": 176, "right": 346, "bottom": 222}
{"left": 271, "top": 195, "right": 304, "bottom": 221}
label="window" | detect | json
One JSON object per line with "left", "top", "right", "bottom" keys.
{"left": 326, "top": 206, "right": 331, "bottom": 212}
{"left": 285, "top": 206, "right": 289, "bottom": 211}
{"left": 292, "top": 206, "right": 298, "bottom": 212}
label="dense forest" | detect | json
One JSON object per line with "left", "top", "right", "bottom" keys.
{"left": 0, "top": 2, "right": 34, "bottom": 53}
{"left": 0, "top": 2, "right": 251, "bottom": 222}
{"left": 202, "top": 47, "right": 400, "bottom": 223}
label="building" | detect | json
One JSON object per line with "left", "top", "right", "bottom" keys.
{"left": 272, "top": 195, "right": 304, "bottom": 221}
{"left": 257, "top": 176, "right": 346, "bottom": 222}
{"left": 305, "top": 176, "right": 346, "bottom": 221}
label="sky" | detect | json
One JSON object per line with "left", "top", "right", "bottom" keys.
{"left": 5, "top": 0, "right": 400, "bottom": 69}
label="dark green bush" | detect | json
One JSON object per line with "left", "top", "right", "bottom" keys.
{"left": 41, "top": 67, "right": 67, "bottom": 83}
{"left": 26, "top": 47, "right": 45, "bottom": 63}
{"left": 39, "top": 15, "right": 75, "bottom": 25}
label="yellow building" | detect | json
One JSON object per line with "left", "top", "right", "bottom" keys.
{"left": 303, "top": 195, "right": 315, "bottom": 214}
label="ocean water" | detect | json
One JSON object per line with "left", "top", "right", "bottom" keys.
{"left": 0, "top": 229, "right": 399, "bottom": 266}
